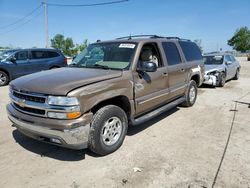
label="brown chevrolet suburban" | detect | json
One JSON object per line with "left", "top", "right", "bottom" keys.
{"left": 7, "top": 35, "right": 204, "bottom": 155}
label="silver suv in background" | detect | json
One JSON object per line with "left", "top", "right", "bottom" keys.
{"left": 203, "top": 53, "right": 240, "bottom": 87}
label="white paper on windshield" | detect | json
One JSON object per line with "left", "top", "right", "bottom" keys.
{"left": 214, "top": 55, "right": 223, "bottom": 60}
{"left": 119, "top": 43, "right": 135, "bottom": 48}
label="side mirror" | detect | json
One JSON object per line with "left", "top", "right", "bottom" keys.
{"left": 226, "top": 61, "right": 232, "bottom": 65}
{"left": 140, "top": 61, "right": 157, "bottom": 72}
{"left": 8, "top": 56, "right": 16, "bottom": 63}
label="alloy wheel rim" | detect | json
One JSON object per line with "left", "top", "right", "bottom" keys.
{"left": 101, "top": 117, "right": 122, "bottom": 146}
{"left": 0, "top": 74, "right": 6, "bottom": 84}
{"left": 189, "top": 86, "right": 196, "bottom": 103}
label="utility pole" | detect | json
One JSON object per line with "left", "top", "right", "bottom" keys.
{"left": 43, "top": 0, "right": 49, "bottom": 48}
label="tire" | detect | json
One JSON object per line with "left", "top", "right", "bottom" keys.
{"left": 88, "top": 105, "right": 128, "bottom": 156}
{"left": 218, "top": 72, "right": 226, "bottom": 87}
{"left": 0, "top": 71, "right": 9, "bottom": 86}
{"left": 233, "top": 68, "right": 240, "bottom": 80}
{"left": 181, "top": 80, "right": 197, "bottom": 107}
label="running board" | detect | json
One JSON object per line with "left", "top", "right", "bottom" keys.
{"left": 131, "top": 96, "right": 185, "bottom": 126}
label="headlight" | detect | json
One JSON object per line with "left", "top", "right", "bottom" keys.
{"left": 48, "top": 96, "right": 79, "bottom": 106}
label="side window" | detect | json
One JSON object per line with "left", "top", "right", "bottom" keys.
{"left": 162, "top": 42, "right": 181, "bottom": 66}
{"left": 230, "top": 55, "right": 236, "bottom": 61}
{"left": 179, "top": 41, "right": 202, "bottom": 61}
{"left": 139, "top": 43, "right": 163, "bottom": 67}
{"left": 15, "top": 51, "right": 28, "bottom": 61}
{"left": 47, "top": 51, "right": 60, "bottom": 58}
{"left": 31, "top": 51, "right": 48, "bottom": 59}
{"left": 224, "top": 55, "right": 231, "bottom": 62}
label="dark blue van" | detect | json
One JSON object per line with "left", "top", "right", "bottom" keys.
{"left": 0, "top": 48, "right": 67, "bottom": 86}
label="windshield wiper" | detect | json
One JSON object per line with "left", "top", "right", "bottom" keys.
{"left": 89, "top": 64, "right": 110, "bottom": 70}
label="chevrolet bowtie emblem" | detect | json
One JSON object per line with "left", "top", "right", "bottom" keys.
{"left": 17, "top": 99, "right": 26, "bottom": 108}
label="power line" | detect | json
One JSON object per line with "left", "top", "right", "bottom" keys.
{"left": 0, "top": 9, "right": 43, "bottom": 35}
{"left": 0, "top": 4, "right": 43, "bottom": 29}
{"left": 46, "top": 0, "right": 129, "bottom": 7}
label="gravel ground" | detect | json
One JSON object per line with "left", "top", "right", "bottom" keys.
{"left": 0, "top": 57, "right": 249, "bottom": 188}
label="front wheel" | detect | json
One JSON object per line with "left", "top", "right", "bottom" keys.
{"left": 218, "top": 72, "right": 226, "bottom": 87}
{"left": 181, "top": 80, "right": 197, "bottom": 107}
{"left": 0, "top": 71, "right": 9, "bottom": 86}
{"left": 88, "top": 105, "right": 128, "bottom": 156}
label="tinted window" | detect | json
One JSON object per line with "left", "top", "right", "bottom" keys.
{"left": 179, "top": 41, "right": 202, "bottom": 61}
{"left": 15, "top": 51, "right": 28, "bottom": 61}
{"left": 162, "top": 42, "right": 181, "bottom": 66}
{"left": 204, "top": 55, "right": 223, "bottom": 65}
{"left": 48, "top": 51, "right": 60, "bottom": 58}
{"left": 31, "top": 51, "right": 48, "bottom": 59}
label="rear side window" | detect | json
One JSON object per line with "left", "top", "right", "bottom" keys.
{"left": 162, "top": 42, "right": 182, "bottom": 66}
{"left": 31, "top": 51, "right": 48, "bottom": 59}
{"left": 179, "top": 41, "right": 202, "bottom": 61}
{"left": 48, "top": 51, "right": 60, "bottom": 58}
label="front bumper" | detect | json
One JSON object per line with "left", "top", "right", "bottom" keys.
{"left": 203, "top": 74, "right": 217, "bottom": 86}
{"left": 7, "top": 104, "right": 92, "bottom": 150}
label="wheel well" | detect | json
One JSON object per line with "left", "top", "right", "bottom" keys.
{"left": 190, "top": 74, "right": 200, "bottom": 86}
{"left": 91, "top": 96, "right": 131, "bottom": 119}
{"left": 50, "top": 66, "right": 60, "bottom": 69}
{"left": 0, "top": 69, "right": 9, "bottom": 78}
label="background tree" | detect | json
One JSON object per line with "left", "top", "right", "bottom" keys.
{"left": 228, "top": 26, "right": 250, "bottom": 52}
{"left": 51, "top": 34, "right": 88, "bottom": 56}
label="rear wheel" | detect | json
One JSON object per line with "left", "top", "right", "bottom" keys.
{"left": 181, "top": 80, "right": 197, "bottom": 107}
{"left": 88, "top": 105, "right": 128, "bottom": 156}
{"left": 218, "top": 72, "right": 226, "bottom": 87}
{"left": 0, "top": 71, "right": 9, "bottom": 86}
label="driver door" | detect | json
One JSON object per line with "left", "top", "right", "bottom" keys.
{"left": 133, "top": 43, "right": 169, "bottom": 116}
{"left": 10, "top": 50, "right": 30, "bottom": 78}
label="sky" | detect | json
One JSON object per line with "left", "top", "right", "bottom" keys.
{"left": 0, "top": 0, "right": 250, "bottom": 52}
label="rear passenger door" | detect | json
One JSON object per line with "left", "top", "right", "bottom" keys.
{"left": 29, "top": 50, "right": 49, "bottom": 73}
{"left": 162, "top": 42, "right": 187, "bottom": 98}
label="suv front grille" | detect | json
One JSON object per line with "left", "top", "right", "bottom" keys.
{"left": 14, "top": 103, "right": 46, "bottom": 116}
{"left": 13, "top": 91, "right": 46, "bottom": 103}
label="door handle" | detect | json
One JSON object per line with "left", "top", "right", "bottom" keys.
{"left": 162, "top": 72, "right": 168, "bottom": 77}
{"left": 180, "top": 68, "right": 185, "bottom": 72}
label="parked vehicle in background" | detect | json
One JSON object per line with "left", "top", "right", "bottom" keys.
{"left": 0, "top": 48, "right": 67, "bottom": 86}
{"left": 7, "top": 35, "right": 204, "bottom": 155}
{"left": 203, "top": 53, "right": 240, "bottom": 87}
{"left": 247, "top": 53, "right": 250, "bottom": 61}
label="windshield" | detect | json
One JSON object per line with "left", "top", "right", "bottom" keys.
{"left": 204, "top": 55, "right": 223, "bottom": 65}
{"left": 71, "top": 42, "right": 137, "bottom": 70}
{"left": 0, "top": 50, "right": 16, "bottom": 60}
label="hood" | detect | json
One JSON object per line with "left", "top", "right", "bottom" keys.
{"left": 10, "top": 67, "right": 122, "bottom": 95}
{"left": 204, "top": 64, "right": 224, "bottom": 73}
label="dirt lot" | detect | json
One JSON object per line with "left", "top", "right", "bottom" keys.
{"left": 0, "top": 57, "right": 249, "bottom": 188}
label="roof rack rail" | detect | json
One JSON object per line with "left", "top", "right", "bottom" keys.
{"left": 116, "top": 35, "right": 162, "bottom": 40}
{"left": 116, "top": 35, "right": 191, "bottom": 41}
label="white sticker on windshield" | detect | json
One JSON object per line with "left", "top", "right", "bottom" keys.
{"left": 119, "top": 43, "right": 135, "bottom": 49}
